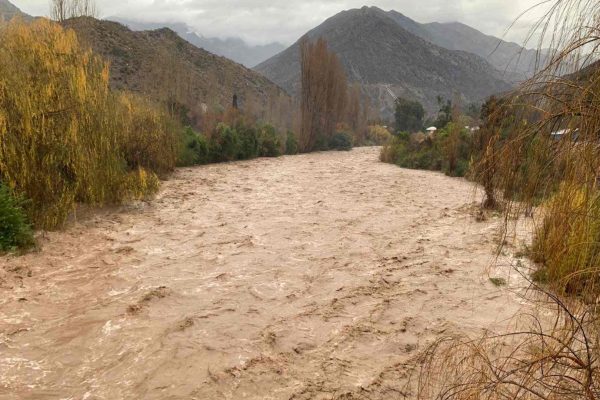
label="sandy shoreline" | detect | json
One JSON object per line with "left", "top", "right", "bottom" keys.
{"left": 0, "top": 147, "right": 528, "bottom": 399}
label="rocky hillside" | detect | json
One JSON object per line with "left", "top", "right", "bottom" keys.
{"left": 109, "top": 17, "right": 285, "bottom": 68}
{"left": 386, "top": 10, "right": 542, "bottom": 82}
{"left": 0, "top": 0, "right": 32, "bottom": 22}
{"left": 255, "top": 6, "right": 512, "bottom": 118}
{"left": 62, "top": 17, "right": 286, "bottom": 125}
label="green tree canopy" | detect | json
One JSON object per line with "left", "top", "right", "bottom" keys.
{"left": 394, "top": 98, "right": 425, "bottom": 133}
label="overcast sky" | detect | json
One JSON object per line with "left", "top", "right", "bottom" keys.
{"left": 11, "top": 0, "right": 550, "bottom": 46}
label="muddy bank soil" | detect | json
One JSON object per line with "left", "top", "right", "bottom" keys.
{"left": 0, "top": 147, "right": 526, "bottom": 399}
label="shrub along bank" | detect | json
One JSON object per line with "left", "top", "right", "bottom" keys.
{"left": 380, "top": 123, "right": 472, "bottom": 178}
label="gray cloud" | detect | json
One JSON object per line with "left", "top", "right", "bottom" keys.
{"left": 12, "top": 0, "right": 549, "bottom": 46}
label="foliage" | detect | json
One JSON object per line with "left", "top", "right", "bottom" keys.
{"left": 0, "top": 184, "right": 34, "bottom": 251}
{"left": 394, "top": 97, "right": 424, "bottom": 133}
{"left": 209, "top": 123, "right": 240, "bottom": 162}
{"left": 328, "top": 132, "right": 353, "bottom": 151}
{"left": 419, "top": 2, "right": 600, "bottom": 399}
{"left": 381, "top": 125, "right": 471, "bottom": 177}
{"left": 117, "top": 93, "right": 180, "bottom": 176}
{"left": 236, "top": 123, "right": 260, "bottom": 160}
{"left": 465, "top": 102, "right": 481, "bottom": 120}
{"left": 257, "top": 124, "right": 282, "bottom": 157}
{"left": 0, "top": 20, "right": 175, "bottom": 229}
{"left": 366, "top": 125, "right": 393, "bottom": 145}
{"left": 299, "top": 38, "right": 369, "bottom": 152}
{"left": 300, "top": 38, "right": 349, "bottom": 152}
{"left": 177, "top": 126, "right": 210, "bottom": 166}
{"left": 285, "top": 131, "right": 299, "bottom": 155}
{"left": 433, "top": 96, "right": 453, "bottom": 129}
{"left": 182, "top": 121, "right": 289, "bottom": 164}
{"left": 531, "top": 184, "right": 600, "bottom": 296}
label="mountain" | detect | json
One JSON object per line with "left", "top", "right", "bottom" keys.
{"left": 255, "top": 6, "right": 512, "bottom": 118}
{"left": 108, "top": 17, "right": 285, "bottom": 68}
{"left": 385, "top": 11, "right": 542, "bottom": 81}
{"left": 0, "top": 0, "right": 32, "bottom": 22}
{"left": 61, "top": 17, "right": 287, "bottom": 126}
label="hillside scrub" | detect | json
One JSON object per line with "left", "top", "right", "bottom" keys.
{"left": 0, "top": 19, "right": 178, "bottom": 230}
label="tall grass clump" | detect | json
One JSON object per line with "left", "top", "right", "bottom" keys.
{"left": 417, "top": 289, "right": 600, "bottom": 399}
{"left": 0, "top": 19, "right": 177, "bottom": 230}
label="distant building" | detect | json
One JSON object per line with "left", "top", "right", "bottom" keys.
{"left": 426, "top": 127, "right": 437, "bottom": 136}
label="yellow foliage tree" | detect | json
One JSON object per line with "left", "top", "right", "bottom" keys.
{"left": 0, "top": 19, "right": 177, "bottom": 229}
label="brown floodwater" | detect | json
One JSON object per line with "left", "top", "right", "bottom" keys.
{"left": 0, "top": 147, "right": 527, "bottom": 399}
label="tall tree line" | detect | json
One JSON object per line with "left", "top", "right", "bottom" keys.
{"left": 50, "top": 0, "right": 98, "bottom": 21}
{"left": 300, "top": 38, "right": 368, "bottom": 152}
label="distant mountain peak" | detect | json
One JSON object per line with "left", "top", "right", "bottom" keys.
{"left": 0, "top": 0, "right": 32, "bottom": 22}
{"left": 255, "top": 6, "right": 512, "bottom": 119}
{"left": 107, "top": 16, "right": 285, "bottom": 68}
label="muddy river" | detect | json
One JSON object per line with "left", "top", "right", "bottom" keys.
{"left": 0, "top": 147, "right": 526, "bottom": 399}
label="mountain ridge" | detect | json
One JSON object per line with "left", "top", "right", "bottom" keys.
{"left": 108, "top": 17, "right": 285, "bottom": 68}
{"left": 255, "top": 6, "right": 512, "bottom": 118}
{"left": 61, "top": 17, "right": 287, "bottom": 127}
{"left": 0, "top": 0, "right": 32, "bottom": 22}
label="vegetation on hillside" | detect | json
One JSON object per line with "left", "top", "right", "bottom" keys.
{"left": 60, "top": 17, "right": 293, "bottom": 136}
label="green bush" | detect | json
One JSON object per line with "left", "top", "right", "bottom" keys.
{"left": 258, "top": 124, "right": 282, "bottom": 157}
{"left": 236, "top": 123, "right": 259, "bottom": 160}
{"left": 285, "top": 131, "right": 299, "bottom": 155}
{"left": 210, "top": 123, "right": 240, "bottom": 162}
{"left": 329, "top": 132, "right": 353, "bottom": 151}
{"left": 178, "top": 127, "right": 210, "bottom": 166}
{"left": 314, "top": 134, "right": 330, "bottom": 151}
{"left": 381, "top": 127, "right": 471, "bottom": 177}
{"left": 395, "top": 98, "right": 425, "bottom": 133}
{"left": 0, "top": 184, "right": 34, "bottom": 251}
